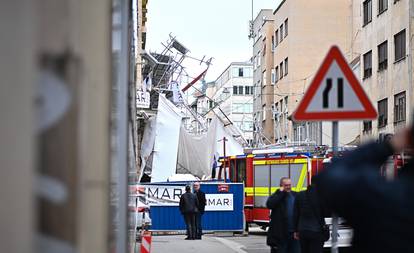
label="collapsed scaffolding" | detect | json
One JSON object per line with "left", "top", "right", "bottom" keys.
{"left": 137, "top": 34, "right": 248, "bottom": 182}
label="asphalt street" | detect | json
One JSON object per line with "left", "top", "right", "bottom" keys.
{"left": 151, "top": 227, "right": 268, "bottom": 253}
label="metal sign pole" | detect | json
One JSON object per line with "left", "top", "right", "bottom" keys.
{"left": 331, "top": 121, "right": 339, "bottom": 253}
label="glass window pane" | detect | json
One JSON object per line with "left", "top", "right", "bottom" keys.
{"left": 289, "top": 164, "right": 304, "bottom": 189}
{"left": 270, "top": 164, "right": 289, "bottom": 190}
{"left": 254, "top": 165, "right": 270, "bottom": 207}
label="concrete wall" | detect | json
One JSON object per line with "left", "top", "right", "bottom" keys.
{"left": 0, "top": 1, "right": 130, "bottom": 252}
{"left": 0, "top": 2, "right": 35, "bottom": 252}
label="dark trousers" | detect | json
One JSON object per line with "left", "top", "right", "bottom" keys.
{"left": 299, "top": 230, "right": 324, "bottom": 253}
{"left": 195, "top": 212, "right": 203, "bottom": 238}
{"left": 183, "top": 213, "right": 196, "bottom": 239}
{"left": 270, "top": 233, "right": 300, "bottom": 253}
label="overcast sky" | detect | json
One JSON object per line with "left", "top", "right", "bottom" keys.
{"left": 146, "top": 0, "right": 281, "bottom": 83}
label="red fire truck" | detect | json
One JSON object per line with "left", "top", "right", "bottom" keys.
{"left": 220, "top": 146, "right": 326, "bottom": 228}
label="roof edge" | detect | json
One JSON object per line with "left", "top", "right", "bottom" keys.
{"left": 273, "top": 0, "right": 287, "bottom": 15}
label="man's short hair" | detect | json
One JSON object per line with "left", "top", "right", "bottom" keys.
{"left": 279, "top": 177, "right": 290, "bottom": 186}
{"left": 185, "top": 185, "right": 191, "bottom": 192}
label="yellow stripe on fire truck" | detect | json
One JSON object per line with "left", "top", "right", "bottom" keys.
{"left": 253, "top": 158, "right": 308, "bottom": 165}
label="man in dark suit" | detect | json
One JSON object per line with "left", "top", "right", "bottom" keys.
{"left": 266, "top": 177, "right": 300, "bottom": 253}
{"left": 194, "top": 182, "right": 206, "bottom": 240}
{"left": 179, "top": 185, "right": 199, "bottom": 240}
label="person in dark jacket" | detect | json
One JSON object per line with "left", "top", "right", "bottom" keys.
{"left": 179, "top": 185, "right": 199, "bottom": 240}
{"left": 316, "top": 127, "right": 414, "bottom": 253}
{"left": 194, "top": 182, "right": 206, "bottom": 239}
{"left": 293, "top": 184, "right": 326, "bottom": 253}
{"left": 266, "top": 177, "right": 300, "bottom": 253}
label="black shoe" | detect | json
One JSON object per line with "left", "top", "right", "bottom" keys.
{"left": 185, "top": 237, "right": 191, "bottom": 240}
{"left": 195, "top": 237, "right": 202, "bottom": 240}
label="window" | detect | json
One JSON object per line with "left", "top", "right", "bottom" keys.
{"left": 394, "top": 29, "right": 406, "bottom": 62}
{"left": 280, "top": 99, "right": 284, "bottom": 113}
{"left": 232, "top": 103, "right": 253, "bottom": 113}
{"left": 238, "top": 67, "right": 244, "bottom": 77}
{"left": 209, "top": 100, "right": 214, "bottom": 109}
{"left": 284, "top": 96, "right": 288, "bottom": 109}
{"left": 394, "top": 0, "right": 401, "bottom": 3}
{"left": 271, "top": 35, "right": 275, "bottom": 51}
{"left": 394, "top": 91, "right": 406, "bottom": 123}
{"left": 363, "top": 0, "right": 372, "bottom": 26}
{"left": 244, "top": 121, "right": 254, "bottom": 131}
{"left": 378, "top": 0, "right": 387, "bottom": 14}
{"left": 284, "top": 19, "right": 288, "bottom": 37}
{"left": 245, "top": 86, "right": 254, "bottom": 95}
{"left": 275, "top": 29, "right": 279, "bottom": 47}
{"left": 271, "top": 68, "right": 276, "bottom": 84}
{"left": 262, "top": 71, "right": 267, "bottom": 86}
{"left": 238, "top": 86, "right": 244, "bottom": 95}
{"left": 271, "top": 105, "right": 275, "bottom": 119}
{"left": 233, "top": 85, "right": 244, "bottom": 95}
{"left": 253, "top": 56, "right": 256, "bottom": 70}
{"left": 263, "top": 43, "right": 266, "bottom": 56}
{"left": 233, "top": 86, "right": 238, "bottom": 95}
{"left": 275, "top": 66, "right": 279, "bottom": 83}
{"left": 363, "top": 51, "right": 372, "bottom": 79}
{"left": 284, "top": 58, "right": 288, "bottom": 76}
{"left": 246, "top": 104, "right": 253, "bottom": 113}
{"left": 280, "top": 24, "right": 284, "bottom": 42}
{"left": 244, "top": 67, "right": 253, "bottom": 77}
{"left": 262, "top": 105, "right": 266, "bottom": 121}
{"left": 280, "top": 62, "right": 284, "bottom": 79}
{"left": 378, "top": 41, "right": 388, "bottom": 71}
{"left": 363, "top": 121, "right": 372, "bottom": 134}
{"left": 378, "top": 98, "right": 388, "bottom": 128}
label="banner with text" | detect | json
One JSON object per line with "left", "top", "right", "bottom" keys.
{"left": 205, "top": 194, "right": 234, "bottom": 211}
{"left": 129, "top": 184, "right": 186, "bottom": 206}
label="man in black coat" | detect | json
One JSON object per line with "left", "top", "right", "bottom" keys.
{"left": 266, "top": 177, "right": 300, "bottom": 253}
{"left": 293, "top": 184, "right": 326, "bottom": 253}
{"left": 194, "top": 182, "right": 206, "bottom": 239}
{"left": 316, "top": 128, "right": 414, "bottom": 252}
{"left": 179, "top": 185, "right": 199, "bottom": 240}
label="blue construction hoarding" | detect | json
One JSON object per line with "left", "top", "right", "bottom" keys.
{"left": 138, "top": 182, "right": 244, "bottom": 232}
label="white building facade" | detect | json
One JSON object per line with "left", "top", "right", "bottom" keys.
{"left": 213, "top": 62, "right": 254, "bottom": 146}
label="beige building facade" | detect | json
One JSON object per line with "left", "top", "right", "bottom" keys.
{"left": 252, "top": 9, "right": 275, "bottom": 146}
{"left": 253, "top": 0, "right": 366, "bottom": 147}
{"left": 273, "top": 0, "right": 356, "bottom": 145}
{"left": 356, "top": 0, "right": 413, "bottom": 141}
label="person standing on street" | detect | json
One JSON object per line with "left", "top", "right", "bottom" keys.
{"left": 293, "top": 184, "right": 327, "bottom": 253}
{"left": 266, "top": 177, "right": 300, "bottom": 253}
{"left": 179, "top": 185, "right": 199, "bottom": 240}
{"left": 194, "top": 182, "right": 206, "bottom": 240}
{"left": 316, "top": 127, "right": 414, "bottom": 252}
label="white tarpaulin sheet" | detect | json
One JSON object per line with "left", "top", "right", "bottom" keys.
{"left": 151, "top": 95, "right": 183, "bottom": 182}
{"left": 177, "top": 117, "right": 243, "bottom": 178}
{"left": 140, "top": 116, "right": 156, "bottom": 179}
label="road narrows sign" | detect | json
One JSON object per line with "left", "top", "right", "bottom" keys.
{"left": 293, "top": 46, "right": 377, "bottom": 121}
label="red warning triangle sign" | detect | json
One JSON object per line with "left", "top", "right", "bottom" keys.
{"left": 293, "top": 46, "right": 377, "bottom": 121}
